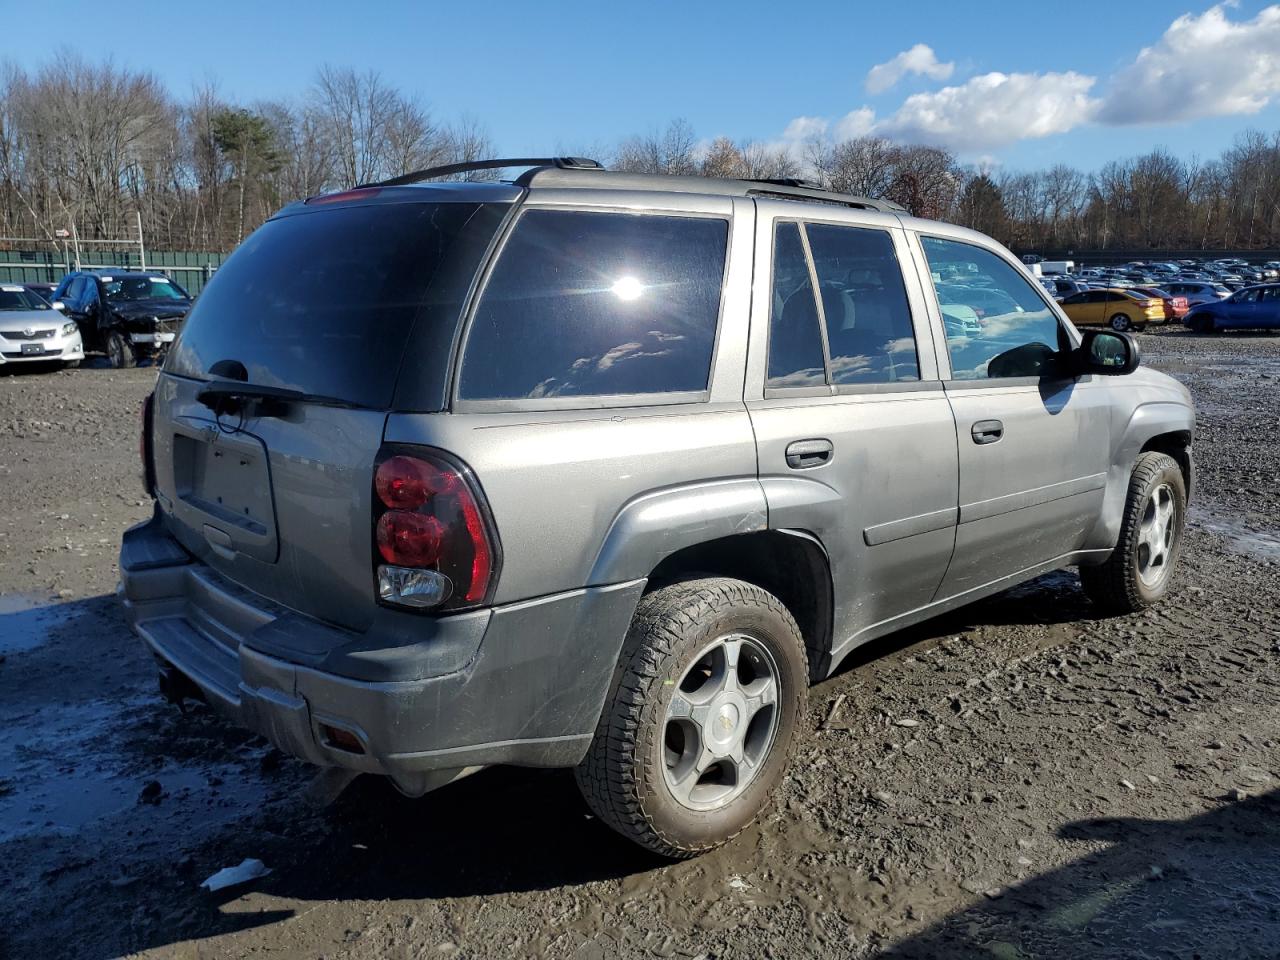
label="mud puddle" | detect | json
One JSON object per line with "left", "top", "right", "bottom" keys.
{"left": 0, "top": 592, "right": 72, "bottom": 654}
{"left": 1190, "top": 508, "right": 1280, "bottom": 560}
{"left": 0, "top": 693, "right": 273, "bottom": 842}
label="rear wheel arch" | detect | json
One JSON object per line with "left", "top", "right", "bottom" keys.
{"left": 645, "top": 530, "right": 834, "bottom": 682}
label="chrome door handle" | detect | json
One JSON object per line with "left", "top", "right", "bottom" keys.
{"left": 785, "top": 438, "right": 834, "bottom": 469}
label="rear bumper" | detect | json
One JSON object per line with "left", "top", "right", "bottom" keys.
{"left": 118, "top": 513, "right": 644, "bottom": 790}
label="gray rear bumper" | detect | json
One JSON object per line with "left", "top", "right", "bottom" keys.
{"left": 118, "top": 513, "right": 644, "bottom": 790}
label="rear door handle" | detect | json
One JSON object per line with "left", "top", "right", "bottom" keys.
{"left": 971, "top": 419, "right": 1004, "bottom": 444}
{"left": 785, "top": 438, "right": 834, "bottom": 469}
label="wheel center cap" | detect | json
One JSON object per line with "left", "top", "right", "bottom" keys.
{"left": 711, "top": 702, "right": 741, "bottom": 742}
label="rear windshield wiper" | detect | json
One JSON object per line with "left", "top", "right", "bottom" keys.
{"left": 195, "top": 380, "right": 372, "bottom": 415}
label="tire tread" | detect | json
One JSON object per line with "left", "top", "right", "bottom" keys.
{"left": 574, "top": 577, "right": 807, "bottom": 858}
{"left": 1080, "top": 451, "right": 1183, "bottom": 614}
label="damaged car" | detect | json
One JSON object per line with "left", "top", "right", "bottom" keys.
{"left": 52, "top": 270, "right": 192, "bottom": 368}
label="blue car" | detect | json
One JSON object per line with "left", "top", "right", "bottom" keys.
{"left": 1184, "top": 283, "right": 1280, "bottom": 332}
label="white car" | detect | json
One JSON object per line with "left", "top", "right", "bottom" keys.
{"left": 1163, "top": 281, "right": 1233, "bottom": 307}
{"left": 0, "top": 285, "right": 85, "bottom": 368}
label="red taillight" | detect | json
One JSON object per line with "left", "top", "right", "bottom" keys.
{"left": 139, "top": 393, "right": 155, "bottom": 496}
{"left": 376, "top": 511, "right": 444, "bottom": 566}
{"left": 375, "top": 455, "right": 457, "bottom": 510}
{"left": 371, "top": 449, "right": 499, "bottom": 610}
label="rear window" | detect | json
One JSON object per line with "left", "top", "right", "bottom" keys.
{"left": 458, "top": 210, "right": 728, "bottom": 401}
{"left": 166, "top": 201, "right": 508, "bottom": 409}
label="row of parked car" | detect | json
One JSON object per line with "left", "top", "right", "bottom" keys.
{"left": 0, "top": 269, "right": 194, "bottom": 370}
{"left": 1033, "top": 258, "right": 1280, "bottom": 333}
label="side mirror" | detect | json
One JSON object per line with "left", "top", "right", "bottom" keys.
{"left": 51, "top": 300, "right": 65, "bottom": 311}
{"left": 1071, "top": 329, "right": 1140, "bottom": 376}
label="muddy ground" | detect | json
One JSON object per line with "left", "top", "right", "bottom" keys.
{"left": 1, "top": 332, "right": 1277, "bottom": 960}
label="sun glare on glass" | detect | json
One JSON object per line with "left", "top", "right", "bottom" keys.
{"left": 611, "top": 276, "right": 643, "bottom": 301}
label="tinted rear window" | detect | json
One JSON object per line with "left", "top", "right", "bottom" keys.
{"left": 458, "top": 210, "right": 728, "bottom": 401}
{"left": 166, "top": 201, "right": 507, "bottom": 409}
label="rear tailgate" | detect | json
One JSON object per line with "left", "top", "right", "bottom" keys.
{"left": 152, "top": 375, "right": 387, "bottom": 632}
{"left": 150, "top": 190, "right": 513, "bottom": 632}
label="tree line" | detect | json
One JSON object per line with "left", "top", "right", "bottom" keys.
{"left": 1, "top": 57, "right": 1278, "bottom": 255}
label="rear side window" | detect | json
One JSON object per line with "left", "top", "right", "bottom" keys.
{"left": 766, "top": 222, "right": 825, "bottom": 388}
{"left": 458, "top": 210, "right": 728, "bottom": 401}
{"left": 167, "top": 201, "right": 507, "bottom": 409}
{"left": 805, "top": 223, "right": 918, "bottom": 384}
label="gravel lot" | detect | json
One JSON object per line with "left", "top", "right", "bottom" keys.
{"left": 1, "top": 332, "right": 1277, "bottom": 960}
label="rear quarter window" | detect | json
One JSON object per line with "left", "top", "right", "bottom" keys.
{"left": 458, "top": 210, "right": 729, "bottom": 402}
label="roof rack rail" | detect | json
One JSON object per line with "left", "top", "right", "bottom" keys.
{"left": 366, "top": 157, "right": 603, "bottom": 188}
{"left": 743, "top": 181, "right": 906, "bottom": 213}
{"left": 746, "top": 177, "right": 825, "bottom": 190}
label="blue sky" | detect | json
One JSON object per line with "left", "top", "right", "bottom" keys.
{"left": 4, "top": 0, "right": 1279, "bottom": 171}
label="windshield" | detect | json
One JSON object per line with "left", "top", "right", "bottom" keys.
{"left": 0, "top": 286, "right": 51, "bottom": 310}
{"left": 103, "top": 277, "right": 190, "bottom": 301}
{"left": 166, "top": 200, "right": 509, "bottom": 409}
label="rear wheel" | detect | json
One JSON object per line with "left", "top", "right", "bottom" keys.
{"left": 1080, "top": 451, "right": 1186, "bottom": 614}
{"left": 106, "top": 332, "right": 135, "bottom": 369}
{"left": 576, "top": 578, "right": 808, "bottom": 858}
{"left": 1109, "top": 313, "right": 1133, "bottom": 332}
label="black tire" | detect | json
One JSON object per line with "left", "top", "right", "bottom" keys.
{"left": 1080, "top": 451, "right": 1186, "bottom": 615}
{"left": 1109, "top": 313, "right": 1133, "bottom": 332}
{"left": 575, "top": 577, "right": 809, "bottom": 858}
{"left": 1188, "top": 313, "right": 1215, "bottom": 334}
{"left": 106, "top": 332, "right": 135, "bottom": 369}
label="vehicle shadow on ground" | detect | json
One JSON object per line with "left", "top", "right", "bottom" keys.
{"left": 831, "top": 569, "right": 1100, "bottom": 680}
{"left": 875, "top": 788, "right": 1280, "bottom": 959}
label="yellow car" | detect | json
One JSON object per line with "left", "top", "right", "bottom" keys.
{"left": 1058, "top": 288, "right": 1167, "bottom": 332}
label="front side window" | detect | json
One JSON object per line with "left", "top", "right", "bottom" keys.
{"left": 459, "top": 210, "right": 728, "bottom": 401}
{"left": 806, "top": 223, "right": 918, "bottom": 384}
{"left": 921, "top": 236, "right": 1065, "bottom": 380}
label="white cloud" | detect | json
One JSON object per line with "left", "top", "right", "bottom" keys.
{"left": 834, "top": 107, "right": 876, "bottom": 140}
{"left": 775, "top": 4, "right": 1280, "bottom": 157}
{"left": 1098, "top": 3, "right": 1280, "bottom": 124}
{"left": 874, "top": 71, "right": 1099, "bottom": 151}
{"left": 783, "top": 116, "right": 828, "bottom": 140}
{"left": 865, "top": 44, "right": 955, "bottom": 94}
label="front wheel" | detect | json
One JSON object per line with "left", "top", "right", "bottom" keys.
{"left": 576, "top": 578, "right": 809, "bottom": 858}
{"left": 106, "top": 332, "right": 135, "bottom": 369}
{"left": 1080, "top": 451, "right": 1186, "bottom": 614}
{"left": 1109, "top": 313, "right": 1133, "bottom": 332}
{"left": 1187, "top": 314, "right": 1215, "bottom": 334}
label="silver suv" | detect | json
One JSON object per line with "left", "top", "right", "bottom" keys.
{"left": 119, "top": 158, "right": 1195, "bottom": 857}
